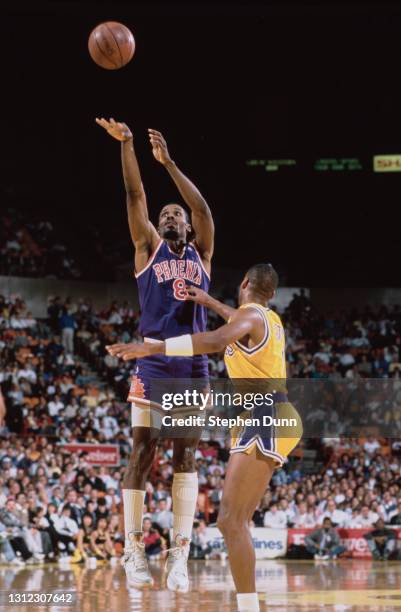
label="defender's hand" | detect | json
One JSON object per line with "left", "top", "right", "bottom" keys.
{"left": 96, "top": 117, "right": 133, "bottom": 142}
{"left": 148, "top": 129, "right": 172, "bottom": 165}
{"left": 184, "top": 285, "right": 211, "bottom": 306}
{"left": 106, "top": 342, "right": 154, "bottom": 360}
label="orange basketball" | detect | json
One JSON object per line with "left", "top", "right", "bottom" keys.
{"left": 88, "top": 22, "right": 135, "bottom": 70}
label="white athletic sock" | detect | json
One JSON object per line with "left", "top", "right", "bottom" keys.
{"left": 236, "top": 593, "right": 260, "bottom": 611}
{"left": 172, "top": 472, "right": 198, "bottom": 541}
{"left": 123, "top": 489, "right": 145, "bottom": 548}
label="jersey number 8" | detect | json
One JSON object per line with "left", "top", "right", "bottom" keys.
{"left": 173, "top": 278, "right": 187, "bottom": 301}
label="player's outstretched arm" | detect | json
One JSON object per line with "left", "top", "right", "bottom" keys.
{"left": 184, "top": 285, "right": 236, "bottom": 322}
{"left": 96, "top": 118, "right": 159, "bottom": 271}
{"left": 106, "top": 308, "right": 263, "bottom": 360}
{"left": 148, "top": 129, "right": 214, "bottom": 270}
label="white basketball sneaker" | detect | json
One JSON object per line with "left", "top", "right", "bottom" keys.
{"left": 123, "top": 533, "right": 154, "bottom": 588}
{"left": 165, "top": 535, "right": 190, "bottom": 593}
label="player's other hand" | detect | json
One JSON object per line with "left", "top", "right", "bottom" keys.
{"left": 96, "top": 118, "right": 133, "bottom": 142}
{"left": 148, "top": 129, "right": 172, "bottom": 165}
{"left": 184, "top": 285, "right": 211, "bottom": 306}
{"left": 106, "top": 342, "right": 152, "bottom": 360}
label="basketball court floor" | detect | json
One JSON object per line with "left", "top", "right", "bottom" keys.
{"left": 1, "top": 559, "right": 401, "bottom": 611}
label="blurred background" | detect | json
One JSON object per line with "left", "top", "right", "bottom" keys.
{"left": 2, "top": 0, "right": 401, "bottom": 286}
{"left": 2, "top": 2, "right": 401, "bottom": 604}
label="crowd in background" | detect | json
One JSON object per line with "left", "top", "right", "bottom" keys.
{"left": 2, "top": 290, "right": 401, "bottom": 564}
{"left": 0, "top": 209, "right": 81, "bottom": 280}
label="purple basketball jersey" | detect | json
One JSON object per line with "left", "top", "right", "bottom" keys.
{"left": 136, "top": 240, "right": 210, "bottom": 340}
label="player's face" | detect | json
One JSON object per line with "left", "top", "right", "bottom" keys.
{"left": 158, "top": 204, "right": 191, "bottom": 242}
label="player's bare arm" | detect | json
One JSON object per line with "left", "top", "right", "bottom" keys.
{"left": 184, "top": 285, "right": 236, "bottom": 322}
{"left": 148, "top": 128, "right": 214, "bottom": 272}
{"left": 106, "top": 307, "right": 264, "bottom": 360}
{"left": 96, "top": 117, "right": 159, "bottom": 272}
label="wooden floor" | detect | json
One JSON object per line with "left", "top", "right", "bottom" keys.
{"left": 1, "top": 559, "right": 401, "bottom": 611}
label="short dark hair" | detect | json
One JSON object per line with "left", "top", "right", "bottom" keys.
{"left": 247, "top": 263, "right": 278, "bottom": 300}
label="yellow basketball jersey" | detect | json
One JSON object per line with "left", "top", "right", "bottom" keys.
{"left": 224, "top": 303, "right": 286, "bottom": 379}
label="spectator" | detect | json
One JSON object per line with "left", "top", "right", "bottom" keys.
{"left": 364, "top": 518, "right": 397, "bottom": 560}
{"left": 48, "top": 394, "right": 65, "bottom": 420}
{"left": 304, "top": 518, "right": 346, "bottom": 560}
{"left": 319, "top": 500, "right": 347, "bottom": 527}
{"left": 390, "top": 502, "right": 401, "bottom": 525}
{"left": 53, "top": 504, "right": 79, "bottom": 556}
{"left": 263, "top": 503, "right": 287, "bottom": 528}
{"left": 95, "top": 497, "right": 110, "bottom": 523}
{"left": 190, "top": 520, "right": 212, "bottom": 559}
{"left": 107, "top": 513, "right": 123, "bottom": 547}
{"left": 293, "top": 502, "right": 316, "bottom": 528}
{"left": 0, "top": 520, "right": 24, "bottom": 565}
{"left": 23, "top": 522, "right": 53, "bottom": 562}
{"left": 364, "top": 436, "right": 381, "bottom": 455}
{"left": 59, "top": 308, "right": 76, "bottom": 354}
{"left": 0, "top": 498, "right": 33, "bottom": 562}
{"left": 90, "top": 517, "right": 115, "bottom": 560}
{"left": 142, "top": 518, "right": 163, "bottom": 558}
{"left": 352, "top": 505, "right": 380, "bottom": 528}
{"left": 152, "top": 499, "right": 174, "bottom": 545}
{"left": 75, "top": 513, "right": 94, "bottom": 563}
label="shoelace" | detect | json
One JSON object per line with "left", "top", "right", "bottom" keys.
{"left": 165, "top": 543, "right": 189, "bottom": 577}
{"left": 165, "top": 535, "right": 190, "bottom": 556}
{"left": 125, "top": 543, "right": 147, "bottom": 571}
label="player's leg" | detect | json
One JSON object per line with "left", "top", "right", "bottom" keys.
{"left": 172, "top": 435, "right": 200, "bottom": 541}
{"left": 123, "top": 424, "right": 159, "bottom": 539}
{"left": 164, "top": 434, "right": 201, "bottom": 593}
{"left": 122, "top": 416, "right": 159, "bottom": 588}
{"left": 122, "top": 358, "right": 166, "bottom": 587}
{"left": 217, "top": 448, "right": 275, "bottom": 612}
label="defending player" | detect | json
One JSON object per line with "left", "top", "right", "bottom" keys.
{"left": 107, "top": 263, "right": 302, "bottom": 612}
{"left": 96, "top": 118, "right": 214, "bottom": 591}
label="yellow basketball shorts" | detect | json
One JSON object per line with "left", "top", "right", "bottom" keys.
{"left": 230, "top": 401, "right": 303, "bottom": 467}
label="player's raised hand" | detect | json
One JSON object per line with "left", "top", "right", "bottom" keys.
{"left": 95, "top": 117, "right": 133, "bottom": 142}
{"left": 148, "top": 129, "right": 172, "bottom": 165}
{"left": 184, "top": 285, "right": 211, "bottom": 307}
{"left": 106, "top": 342, "right": 153, "bottom": 360}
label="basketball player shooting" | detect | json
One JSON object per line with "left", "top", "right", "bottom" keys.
{"left": 107, "top": 264, "right": 302, "bottom": 612}
{"left": 96, "top": 118, "right": 214, "bottom": 592}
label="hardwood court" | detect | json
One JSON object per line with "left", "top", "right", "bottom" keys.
{"left": 1, "top": 559, "right": 401, "bottom": 611}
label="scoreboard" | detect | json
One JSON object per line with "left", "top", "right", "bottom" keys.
{"left": 314, "top": 158, "right": 362, "bottom": 171}
{"left": 373, "top": 155, "right": 401, "bottom": 172}
{"left": 246, "top": 154, "right": 401, "bottom": 173}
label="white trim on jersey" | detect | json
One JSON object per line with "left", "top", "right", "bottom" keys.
{"left": 191, "top": 243, "right": 211, "bottom": 281}
{"left": 134, "top": 240, "right": 164, "bottom": 279}
{"left": 230, "top": 438, "right": 285, "bottom": 466}
{"left": 166, "top": 244, "right": 187, "bottom": 258}
{"left": 235, "top": 304, "right": 270, "bottom": 355}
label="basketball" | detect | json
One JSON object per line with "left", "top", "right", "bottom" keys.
{"left": 88, "top": 22, "right": 135, "bottom": 70}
